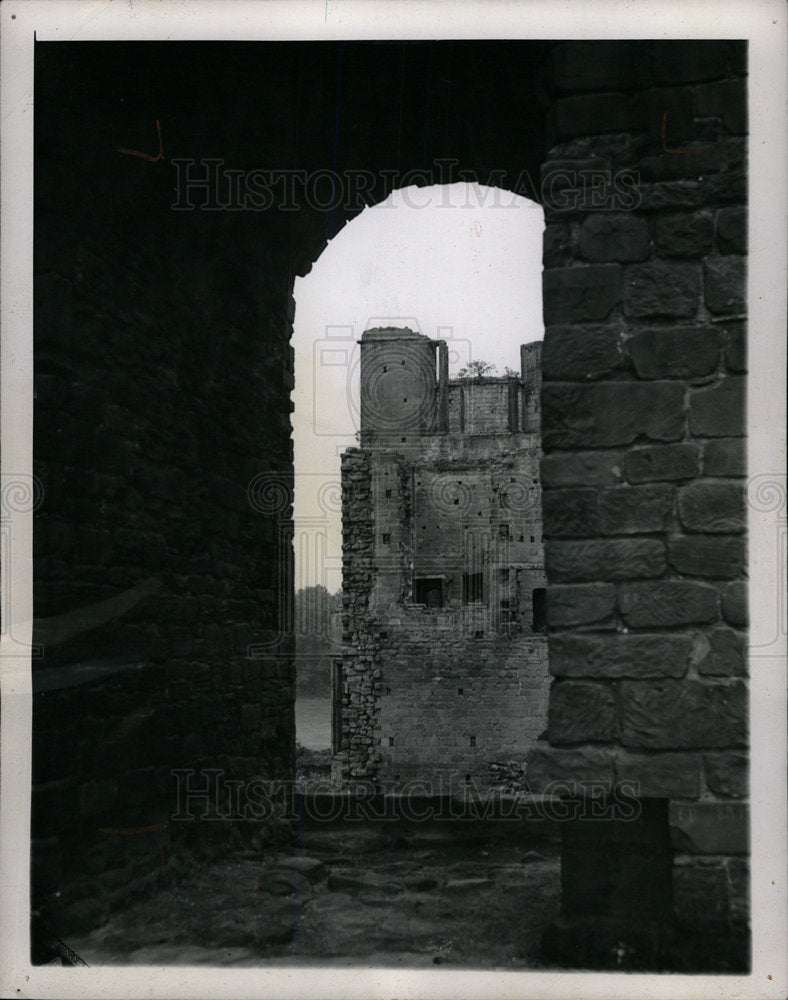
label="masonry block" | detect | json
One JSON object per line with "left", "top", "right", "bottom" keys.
{"left": 703, "top": 438, "right": 746, "bottom": 477}
{"left": 633, "top": 87, "right": 695, "bottom": 142}
{"left": 625, "top": 444, "right": 700, "bottom": 483}
{"left": 689, "top": 377, "right": 746, "bottom": 436}
{"left": 598, "top": 485, "right": 675, "bottom": 534}
{"left": 79, "top": 779, "right": 118, "bottom": 816}
{"left": 30, "top": 838, "right": 63, "bottom": 896}
{"left": 619, "top": 581, "right": 719, "bottom": 627}
{"left": 541, "top": 382, "right": 685, "bottom": 448}
{"left": 546, "top": 583, "right": 616, "bottom": 626}
{"left": 543, "top": 265, "right": 622, "bottom": 324}
{"left": 652, "top": 40, "right": 732, "bottom": 85}
{"left": 616, "top": 750, "right": 701, "bottom": 799}
{"left": 704, "top": 256, "right": 746, "bottom": 316}
{"left": 623, "top": 262, "right": 700, "bottom": 319}
{"left": 655, "top": 212, "right": 714, "bottom": 258}
{"left": 724, "top": 323, "right": 746, "bottom": 373}
{"left": 618, "top": 679, "right": 747, "bottom": 749}
{"left": 541, "top": 488, "right": 599, "bottom": 537}
{"left": 677, "top": 482, "right": 744, "bottom": 533}
{"left": 551, "top": 41, "right": 645, "bottom": 94}
{"left": 670, "top": 801, "right": 749, "bottom": 853}
{"left": 541, "top": 450, "right": 624, "bottom": 488}
{"left": 721, "top": 581, "right": 748, "bottom": 627}
{"left": 526, "top": 742, "right": 615, "bottom": 793}
{"left": 549, "top": 633, "right": 691, "bottom": 679}
{"left": 673, "top": 865, "right": 730, "bottom": 928}
{"left": 726, "top": 857, "right": 750, "bottom": 925}
{"left": 579, "top": 214, "right": 650, "bottom": 263}
{"left": 704, "top": 751, "right": 748, "bottom": 798}
{"left": 635, "top": 180, "right": 706, "bottom": 212}
{"left": 540, "top": 157, "right": 613, "bottom": 205}
{"left": 547, "top": 681, "right": 617, "bottom": 744}
{"left": 638, "top": 149, "right": 729, "bottom": 183}
{"left": 548, "top": 93, "right": 634, "bottom": 141}
{"left": 34, "top": 274, "right": 75, "bottom": 349}
{"left": 543, "top": 222, "right": 575, "bottom": 267}
{"left": 694, "top": 79, "right": 748, "bottom": 133}
{"left": 545, "top": 538, "right": 665, "bottom": 582}
{"left": 716, "top": 207, "right": 747, "bottom": 254}
{"left": 628, "top": 325, "right": 719, "bottom": 378}
{"left": 693, "top": 627, "right": 747, "bottom": 677}
{"left": 541, "top": 324, "right": 624, "bottom": 381}
{"left": 667, "top": 535, "right": 744, "bottom": 578}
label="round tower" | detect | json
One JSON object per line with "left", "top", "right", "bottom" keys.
{"left": 359, "top": 327, "right": 441, "bottom": 446}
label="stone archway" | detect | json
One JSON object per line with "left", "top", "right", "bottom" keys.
{"left": 31, "top": 38, "right": 748, "bottom": 969}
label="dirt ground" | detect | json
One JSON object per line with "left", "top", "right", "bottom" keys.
{"left": 68, "top": 817, "right": 562, "bottom": 969}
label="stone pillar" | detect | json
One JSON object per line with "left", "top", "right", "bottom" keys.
{"left": 529, "top": 40, "right": 748, "bottom": 971}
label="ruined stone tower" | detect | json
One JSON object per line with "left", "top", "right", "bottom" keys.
{"left": 337, "top": 328, "right": 547, "bottom": 790}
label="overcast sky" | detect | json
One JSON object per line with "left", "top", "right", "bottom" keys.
{"left": 291, "top": 183, "right": 544, "bottom": 591}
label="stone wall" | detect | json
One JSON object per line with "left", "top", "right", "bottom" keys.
{"left": 29, "top": 38, "right": 555, "bottom": 937}
{"left": 529, "top": 40, "right": 748, "bottom": 965}
{"left": 447, "top": 379, "right": 517, "bottom": 434}
{"left": 32, "top": 46, "right": 298, "bottom": 933}
{"left": 339, "top": 332, "right": 547, "bottom": 790}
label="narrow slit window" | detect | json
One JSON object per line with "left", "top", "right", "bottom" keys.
{"left": 532, "top": 588, "right": 547, "bottom": 633}
{"left": 463, "top": 572, "right": 484, "bottom": 604}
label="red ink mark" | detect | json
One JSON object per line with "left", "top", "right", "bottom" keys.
{"left": 116, "top": 120, "right": 164, "bottom": 162}
{"left": 661, "top": 111, "right": 702, "bottom": 155}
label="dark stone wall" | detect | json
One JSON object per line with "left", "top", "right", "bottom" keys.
{"left": 528, "top": 40, "right": 748, "bottom": 965}
{"left": 33, "top": 52, "right": 299, "bottom": 930}
{"left": 31, "top": 40, "right": 551, "bottom": 932}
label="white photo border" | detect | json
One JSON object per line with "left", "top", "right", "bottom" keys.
{"left": 2, "top": 1, "right": 785, "bottom": 998}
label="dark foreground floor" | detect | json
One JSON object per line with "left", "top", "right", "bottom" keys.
{"left": 67, "top": 819, "right": 561, "bottom": 968}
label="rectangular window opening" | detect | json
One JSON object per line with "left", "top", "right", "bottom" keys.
{"left": 532, "top": 587, "right": 547, "bottom": 633}
{"left": 414, "top": 577, "right": 444, "bottom": 608}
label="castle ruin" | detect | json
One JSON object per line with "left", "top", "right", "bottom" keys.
{"left": 336, "top": 328, "right": 548, "bottom": 790}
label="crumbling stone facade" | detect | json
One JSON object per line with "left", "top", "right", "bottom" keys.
{"left": 338, "top": 329, "right": 547, "bottom": 790}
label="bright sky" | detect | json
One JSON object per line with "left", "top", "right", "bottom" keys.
{"left": 292, "top": 183, "right": 544, "bottom": 591}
